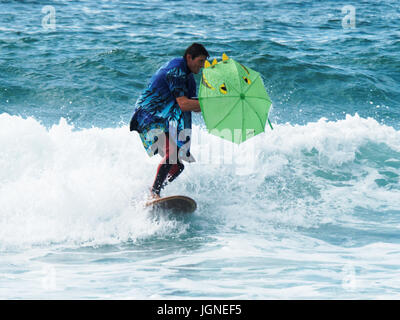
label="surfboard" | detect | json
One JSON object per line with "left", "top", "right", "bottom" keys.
{"left": 146, "top": 195, "right": 197, "bottom": 214}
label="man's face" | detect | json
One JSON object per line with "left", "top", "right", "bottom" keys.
{"left": 187, "top": 54, "right": 207, "bottom": 74}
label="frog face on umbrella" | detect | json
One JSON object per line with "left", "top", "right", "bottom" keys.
{"left": 201, "top": 54, "right": 253, "bottom": 96}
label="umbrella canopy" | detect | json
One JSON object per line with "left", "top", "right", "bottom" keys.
{"left": 199, "top": 54, "right": 272, "bottom": 144}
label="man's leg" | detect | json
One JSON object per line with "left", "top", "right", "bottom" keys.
{"left": 167, "top": 162, "right": 184, "bottom": 185}
{"left": 151, "top": 134, "right": 184, "bottom": 197}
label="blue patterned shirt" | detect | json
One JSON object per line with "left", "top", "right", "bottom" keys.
{"left": 130, "top": 57, "right": 196, "bottom": 157}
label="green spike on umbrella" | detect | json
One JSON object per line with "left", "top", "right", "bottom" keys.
{"left": 199, "top": 53, "right": 272, "bottom": 144}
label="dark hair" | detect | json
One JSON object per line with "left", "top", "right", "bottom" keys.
{"left": 183, "top": 43, "right": 209, "bottom": 60}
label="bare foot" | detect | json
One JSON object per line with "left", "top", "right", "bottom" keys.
{"left": 148, "top": 189, "right": 161, "bottom": 200}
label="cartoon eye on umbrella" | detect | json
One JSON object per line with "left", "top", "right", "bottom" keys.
{"left": 199, "top": 53, "right": 273, "bottom": 144}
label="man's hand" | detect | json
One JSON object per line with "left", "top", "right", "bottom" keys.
{"left": 193, "top": 106, "right": 201, "bottom": 113}
{"left": 176, "top": 96, "right": 201, "bottom": 112}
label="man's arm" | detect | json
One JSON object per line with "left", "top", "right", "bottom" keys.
{"left": 176, "top": 96, "right": 201, "bottom": 113}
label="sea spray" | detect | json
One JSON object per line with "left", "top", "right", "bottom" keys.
{"left": 2, "top": 113, "right": 399, "bottom": 249}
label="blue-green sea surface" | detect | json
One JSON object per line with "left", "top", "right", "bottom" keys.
{"left": 0, "top": 0, "right": 399, "bottom": 299}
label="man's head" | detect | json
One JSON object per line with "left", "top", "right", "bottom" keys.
{"left": 183, "top": 43, "right": 209, "bottom": 74}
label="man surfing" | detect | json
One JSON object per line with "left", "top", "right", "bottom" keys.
{"left": 130, "top": 43, "right": 209, "bottom": 200}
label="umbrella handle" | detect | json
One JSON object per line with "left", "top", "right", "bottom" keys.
{"left": 268, "top": 118, "right": 274, "bottom": 131}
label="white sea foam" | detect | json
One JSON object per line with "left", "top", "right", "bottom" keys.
{"left": 0, "top": 114, "right": 185, "bottom": 249}
{"left": 0, "top": 113, "right": 399, "bottom": 249}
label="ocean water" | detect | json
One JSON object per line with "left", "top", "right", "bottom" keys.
{"left": 0, "top": 0, "right": 399, "bottom": 299}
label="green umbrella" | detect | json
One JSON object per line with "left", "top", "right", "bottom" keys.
{"left": 199, "top": 53, "right": 273, "bottom": 144}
